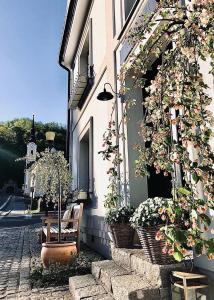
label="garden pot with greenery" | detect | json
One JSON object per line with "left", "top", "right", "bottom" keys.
{"left": 106, "top": 206, "right": 135, "bottom": 248}
{"left": 32, "top": 150, "right": 73, "bottom": 267}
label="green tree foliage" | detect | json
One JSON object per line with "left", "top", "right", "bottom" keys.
{"left": 0, "top": 118, "right": 66, "bottom": 188}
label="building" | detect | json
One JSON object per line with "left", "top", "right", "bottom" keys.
{"left": 59, "top": 0, "right": 214, "bottom": 283}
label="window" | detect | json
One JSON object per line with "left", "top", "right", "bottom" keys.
{"left": 142, "top": 56, "right": 172, "bottom": 198}
{"left": 79, "top": 131, "right": 89, "bottom": 192}
{"left": 78, "top": 118, "right": 93, "bottom": 193}
{"left": 115, "top": 0, "right": 139, "bottom": 38}
{"left": 124, "top": 0, "right": 137, "bottom": 20}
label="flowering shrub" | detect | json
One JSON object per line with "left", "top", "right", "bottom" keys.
{"left": 130, "top": 197, "right": 174, "bottom": 227}
{"left": 33, "top": 150, "right": 71, "bottom": 204}
{"left": 105, "top": 206, "right": 135, "bottom": 225}
{"left": 119, "top": 0, "right": 214, "bottom": 260}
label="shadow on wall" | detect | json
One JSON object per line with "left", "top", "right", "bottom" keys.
{"left": 81, "top": 214, "right": 110, "bottom": 258}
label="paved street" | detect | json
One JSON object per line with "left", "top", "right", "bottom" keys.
{"left": 0, "top": 195, "right": 71, "bottom": 299}
{"left": 0, "top": 196, "right": 41, "bottom": 228}
{"left": 0, "top": 226, "right": 71, "bottom": 299}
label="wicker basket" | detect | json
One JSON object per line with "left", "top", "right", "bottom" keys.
{"left": 109, "top": 224, "right": 134, "bottom": 248}
{"left": 137, "top": 226, "right": 176, "bottom": 265}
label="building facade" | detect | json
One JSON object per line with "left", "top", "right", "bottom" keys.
{"left": 59, "top": 0, "right": 214, "bottom": 280}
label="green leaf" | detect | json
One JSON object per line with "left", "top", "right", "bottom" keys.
{"left": 177, "top": 187, "right": 191, "bottom": 196}
{"left": 165, "top": 227, "right": 176, "bottom": 242}
{"left": 195, "top": 242, "right": 203, "bottom": 255}
{"left": 192, "top": 172, "right": 200, "bottom": 183}
{"left": 175, "top": 230, "right": 186, "bottom": 243}
{"left": 173, "top": 251, "right": 183, "bottom": 262}
{"left": 207, "top": 239, "right": 214, "bottom": 253}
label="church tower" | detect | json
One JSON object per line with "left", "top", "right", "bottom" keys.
{"left": 24, "top": 115, "right": 37, "bottom": 196}
{"left": 26, "top": 114, "right": 37, "bottom": 164}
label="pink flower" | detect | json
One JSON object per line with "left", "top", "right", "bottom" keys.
{"left": 155, "top": 231, "right": 163, "bottom": 241}
{"left": 168, "top": 248, "right": 174, "bottom": 256}
{"left": 162, "top": 247, "right": 168, "bottom": 254}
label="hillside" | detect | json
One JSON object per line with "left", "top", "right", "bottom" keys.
{"left": 0, "top": 118, "right": 66, "bottom": 188}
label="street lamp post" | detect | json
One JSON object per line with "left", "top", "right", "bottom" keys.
{"left": 45, "top": 131, "right": 62, "bottom": 243}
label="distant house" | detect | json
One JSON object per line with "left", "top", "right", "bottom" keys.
{"left": 59, "top": 0, "right": 214, "bottom": 281}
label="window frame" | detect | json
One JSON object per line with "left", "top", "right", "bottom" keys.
{"left": 78, "top": 117, "right": 93, "bottom": 194}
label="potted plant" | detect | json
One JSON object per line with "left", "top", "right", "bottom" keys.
{"left": 106, "top": 205, "right": 135, "bottom": 248}
{"left": 33, "top": 150, "right": 75, "bottom": 267}
{"left": 131, "top": 197, "right": 179, "bottom": 265}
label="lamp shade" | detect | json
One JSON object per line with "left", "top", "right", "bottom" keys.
{"left": 45, "top": 131, "right": 56, "bottom": 141}
{"left": 78, "top": 191, "right": 88, "bottom": 200}
{"left": 97, "top": 88, "right": 113, "bottom": 101}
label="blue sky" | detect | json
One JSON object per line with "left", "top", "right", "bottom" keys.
{"left": 0, "top": 0, "right": 67, "bottom": 125}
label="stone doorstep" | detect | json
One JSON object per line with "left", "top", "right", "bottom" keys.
{"left": 92, "top": 260, "right": 130, "bottom": 292}
{"left": 111, "top": 274, "right": 160, "bottom": 300}
{"left": 69, "top": 274, "right": 107, "bottom": 300}
{"left": 110, "top": 246, "right": 144, "bottom": 271}
{"left": 92, "top": 260, "right": 112, "bottom": 280}
{"left": 111, "top": 246, "right": 192, "bottom": 288}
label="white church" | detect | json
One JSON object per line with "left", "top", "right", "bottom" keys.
{"left": 23, "top": 115, "right": 37, "bottom": 198}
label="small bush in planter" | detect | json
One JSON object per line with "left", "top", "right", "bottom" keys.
{"left": 130, "top": 197, "right": 174, "bottom": 228}
{"left": 130, "top": 197, "right": 188, "bottom": 264}
{"left": 105, "top": 206, "right": 135, "bottom": 225}
{"left": 106, "top": 206, "right": 135, "bottom": 248}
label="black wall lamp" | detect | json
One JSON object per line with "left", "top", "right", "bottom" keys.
{"left": 97, "top": 83, "right": 125, "bottom": 102}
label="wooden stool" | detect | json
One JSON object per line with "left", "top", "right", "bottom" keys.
{"left": 172, "top": 271, "right": 208, "bottom": 300}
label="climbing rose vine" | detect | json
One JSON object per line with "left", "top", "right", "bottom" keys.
{"left": 120, "top": 0, "right": 214, "bottom": 260}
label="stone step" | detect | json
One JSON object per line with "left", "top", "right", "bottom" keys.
{"left": 111, "top": 274, "right": 161, "bottom": 300}
{"left": 91, "top": 260, "right": 130, "bottom": 292}
{"left": 69, "top": 274, "right": 113, "bottom": 300}
{"left": 111, "top": 245, "right": 192, "bottom": 289}
{"left": 69, "top": 262, "right": 172, "bottom": 300}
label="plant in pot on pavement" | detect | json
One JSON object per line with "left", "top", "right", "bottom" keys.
{"left": 106, "top": 205, "right": 135, "bottom": 248}
{"left": 131, "top": 197, "right": 189, "bottom": 264}
{"left": 32, "top": 150, "right": 74, "bottom": 267}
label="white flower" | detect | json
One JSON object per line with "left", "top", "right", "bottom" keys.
{"left": 199, "top": 9, "right": 212, "bottom": 26}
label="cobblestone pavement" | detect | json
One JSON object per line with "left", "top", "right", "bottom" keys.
{"left": 0, "top": 226, "right": 71, "bottom": 300}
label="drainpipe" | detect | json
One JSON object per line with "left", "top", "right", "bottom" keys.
{"left": 59, "top": 59, "right": 71, "bottom": 161}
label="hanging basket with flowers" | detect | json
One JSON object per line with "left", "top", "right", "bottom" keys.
{"left": 131, "top": 197, "right": 190, "bottom": 264}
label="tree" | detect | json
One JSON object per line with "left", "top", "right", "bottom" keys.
{"left": 33, "top": 150, "right": 71, "bottom": 243}
{"left": 0, "top": 118, "right": 66, "bottom": 188}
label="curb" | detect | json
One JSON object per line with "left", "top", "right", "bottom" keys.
{"left": 0, "top": 195, "right": 13, "bottom": 216}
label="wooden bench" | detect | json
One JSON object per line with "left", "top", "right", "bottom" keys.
{"left": 41, "top": 203, "right": 83, "bottom": 252}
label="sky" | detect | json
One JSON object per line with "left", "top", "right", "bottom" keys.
{"left": 0, "top": 0, "right": 67, "bottom": 125}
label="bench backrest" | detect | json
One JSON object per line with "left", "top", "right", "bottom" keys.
{"left": 71, "top": 203, "right": 84, "bottom": 230}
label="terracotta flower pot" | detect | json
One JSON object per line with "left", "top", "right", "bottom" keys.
{"left": 41, "top": 241, "right": 77, "bottom": 268}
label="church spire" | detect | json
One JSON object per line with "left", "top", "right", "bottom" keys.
{"left": 29, "top": 114, "right": 36, "bottom": 143}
